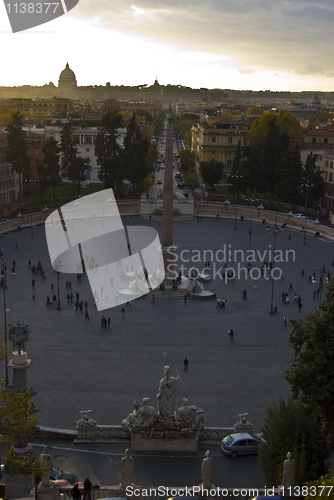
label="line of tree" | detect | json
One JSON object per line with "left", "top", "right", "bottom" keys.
{"left": 230, "top": 111, "right": 325, "bottom": 207}
{"left": 95, "top": 112, "right": 154, "bottom": 198}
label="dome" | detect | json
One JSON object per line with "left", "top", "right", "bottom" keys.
{"left": 58, "top": 63, "right": 77, "bottom": 88}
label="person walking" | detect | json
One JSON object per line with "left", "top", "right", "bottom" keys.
{"left": 84, "top": 311, "right": 90, "bottom": 321}
{"left": 83, "top": 478, "right": 92, "bottom": 500}
{"left": 151, "top": 294, "right": 155, "bottom": 304}
{"left": 28, "top": 260, "right": 31, "bottom": 269}
{"left": 228, "top": 328, "right": 234, "bottom": 340}
{"left": 32, "top": 279, "right": 36, "bottom": 289}
{"left": 184, "top": 293, "right": 187, "bottom": 304}
{"left": 51, "top": 283, "right": 54, "bottom": 292}
{"left": 313, "top": 290, "right": 316, "bottom": 300}
{"left": 72, "top": 484, "right": 81, "bottom": 500}
{"left": 284, "top": 315, "right": 287, "bottom": 326}
{"left": 183, "top": 357, "right": 189, "bottom": 371}
{"left": 108, "top": 317, "right": 110, "bottom": 327}
{"left": 121, "top": 307, "right": 125, "bottom": 318}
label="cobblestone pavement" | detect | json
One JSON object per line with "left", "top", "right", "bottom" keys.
{"left": 1, "top": 216, "right": 333, "bottom": 434}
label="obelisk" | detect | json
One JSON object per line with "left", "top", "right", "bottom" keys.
{"left": 161, "top": 115, "right": 175, "bottom": 280}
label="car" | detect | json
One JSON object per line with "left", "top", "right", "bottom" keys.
{"left": 293, "top": 213, "right": 305, "bottom": 218}
{"left": 175, "top": 173, "right": 181, "bottom": 178}
{"left": 50, "top": 467, "right": 79, "bottom": 484}
{"left": 161, "top": 164, "right": 165, "bottom": 169}
{"left": 221, "top": 432, "right": 265, "bottom": 458}
{"left": 157, "top": 179, "right": 162, "bottom": 184}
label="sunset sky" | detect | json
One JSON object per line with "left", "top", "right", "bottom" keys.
{"left": 1, "top": 0, "right": 334, "bottom": 91}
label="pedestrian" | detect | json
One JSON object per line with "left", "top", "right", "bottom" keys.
{"left": 216, "top": 298, "right": 221, "bottom": 309}
{"left": 32, "top": 279, "right": 36, "bottom": 289}
{"left": 158, "top": 219, "right": 161, "bottom": 225}
{"left": 15, "top": 242, "right": 18, "bottom": 249}
{"left": 108, "top": 317, "right": 110, "bottom": 327}
{"left": 51, "top": 283, "right": 54, "bottom": 292}
{"left": 228, "top": 328, "right": 234, "bottom": 340}
{"left": 288, "top": 282, "right": 293, "bottom": 291}
{"left": 84, "top": 311, "right": 89, "bottom": 321}
{"left": 66, "top": 293, "right": 70, "bottom": 303}
{"left": 285, "top": 294, "right": 289, "bottom": 304}
{"left": 151, "top": 294, "right": 155, "bottom": 304}
{"left": 298, "top": 302, "right": 303, "bottom": 312}
{"left": 83, "top": 478, "right": 92, "bottom": 500}
{"left": 317, "top": 288, "right": 320, "bottom": 297}
{"left": 184, "top": 293, "right": 187, "bottom": 304}
{"left": 28, "top": 260, "right": 31, "bottom": 269}
{"left": 183, "top": 357, "right": 189, "bottom": 371}
{"left": 302, "top": 269, "right": 305, "bottom": 277}
{"left": 32, "top": 291, "right": 36, "bottom": 299}
{"left": 84, "top": 301, "right": 88, "bottom": 311}
{"left": 313, "top": 290, "right": 316, "bottom": 300}
{"left": 70, "top": 292, "right": 73, "bottom": 302}
{"left": 126, "top": 301, "right": 131, "bottom": 307}
{"left": 46, "top": 295, "right": 50, "bottom": 304}
{"left": 121, "top": 307, "right": 125, "bottom": 318}
{"left": 72, "top": 484, "right": 81, "bottom": 500}
{"left": 53, "top": 294, "right": 57, "bottom": 304}
{"left": 284, "top": 315, "right": 287, "bottom": 326}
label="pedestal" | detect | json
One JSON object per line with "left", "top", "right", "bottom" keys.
{"left": 8, "top": 351, "right": 32, "bottom": 392}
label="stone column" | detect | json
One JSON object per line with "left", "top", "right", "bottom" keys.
{"left": 161, "top": 116, "right": 175, "bottom": 280}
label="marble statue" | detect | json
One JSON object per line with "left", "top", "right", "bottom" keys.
{"left": 175, "top": 398, "right": 206, "bottom": 436}
{"left": 120, "top": 449, "right": 133, "bottom": 489}
{"left": 40, "top": 446, "right": 52, "bottom": 487}
{"left": 201, "top": 450, "right": 213, "bottom": 489}
{"left": 282, "top": 452, "right": 295, "bottom": 489}
{"left": 77, "top": 410, "right": 97, "bottom": 427}
{"left": 8, "top": 319, "right": 31, "bottom": 355}
{"left": 122, "top": 399, "right": 157, "bottom": 433}
{"left": 157, "top": 366, "right": 179, "bottom": 418}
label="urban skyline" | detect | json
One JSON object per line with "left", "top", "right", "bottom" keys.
{"left": 1, "top": 1, "right": 334, "bottom": 92}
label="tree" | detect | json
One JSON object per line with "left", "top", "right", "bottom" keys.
{"left": 184, "top": 130, "right": 192, "bottom": 148}
{"left": 174, "top": 119, "right": 195, "bottom": 139}
{"left": 95, "top": 112, "right": 124, "bottom": 197}
{"left": 5, "top": 111, "right": 30, "bottom": 202}
{"left": 123, "top": 114, "right": 150, "bottom": 197}
{"left": 286, "top": 277, "right": 334, "bottom": 444}
{"left": 42, "top": 138, "right": 61, "bottom": 202}
{"left": 183, "top": 170, "right": 200, "bottom": 189}
{"left": 245, "top": 105, "right": 264, "bottom": 115}
{"left": 199, "top": 160, "right": 224, "bottom": 191}
{"left": 261, "top": 117, "right": 282, "bottom": 195}
{"left": 276, "top": 138, "right": 303, "bottom": 205}
{"left": 249, "top": 110, "right": 302, "bottom": 151}
{"left": 305, "top": 469, "right": 334, "bottom": 500}
{"left": 258, "top": 396, "right": 328, "bottom": 487}
{"left": 60, "top": 122, "right": 77, "bottom": 194}
{"left": 303, "top": 152, "right": 326, "bottom": 209}
{"left": 146, "top": 144, "right": 158, "bottom": 171}
{"left": 178, "top": 149, "right": 195, "bottom": 173}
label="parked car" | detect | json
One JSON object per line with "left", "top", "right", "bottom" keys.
{"left": 50, "top": 468, "right": 79, "bottom": 484}
{"left": 221, "top": 433, "right": 265, "bottom": 458}
{"left": 157, "top": 179, "right": 162, "bottom": 185}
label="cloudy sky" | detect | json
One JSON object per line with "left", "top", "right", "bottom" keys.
{"left": 1, "top": 0, "right": 334, "bottom": 91}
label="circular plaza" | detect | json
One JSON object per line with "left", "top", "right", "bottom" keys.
{"left": 1, "top": 216, "right": 333, "bottom": 433}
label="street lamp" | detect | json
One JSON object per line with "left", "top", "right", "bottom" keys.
{"left": 232, "top": 172, "right": 242, "bottom": 230}
{"left": 1, "top": 255, "right": 9, "bottom": 387}
{"left": 269, "top": 217, "right": 278, "bottom": 315}
{"left": 302, "top": 181, "right": 312, "bottom": 245}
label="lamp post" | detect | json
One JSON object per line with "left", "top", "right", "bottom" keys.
{"left": 269, "top": 217, "right": 278, "bottom": 315}
{"left": 1, "top": 255, "right": 9, "bottom": 387}
{"left": 232, "top": 172, "right": 242, "bottom": 230}
{"left": 302, "top": 182, "right": 312, "bottom": 245}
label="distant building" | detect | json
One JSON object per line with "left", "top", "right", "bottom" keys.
{"left": 192, "top": 117, "right": 251, "bottom": 176}
{"left": 0, "top": 140, "right": 20, "bottom": 204}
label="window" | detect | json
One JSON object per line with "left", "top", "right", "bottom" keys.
{"left": 227, "top": 160, "right": 232, "bottom": 171}
{"left": 35, "top": 148, "right": 39, "bottom": 155}
{"left": 228, "top": 137, "right": 233, "bottom": 144}
{"left": 317, "top": 155, "right": 322, "bottom": 161}
{"left": 211, "top": 151, "right": 216, "bottom": 156}
{"left": 325, "top": 172, "right": 328, "bottom": 181}
{"left": 228, "top": 151, "right": 232, "bottom": 156}
{"left": 324, "top": 138, "right": 328, "bottom": 144}
{"left": 85, "top": 170, "right": 91, "bottom": 180}
{"left": 211, "top": 136, "right": 216, "bottom": 143}
{"left": 325, "top": 160, "right": 328, "bottom": 168}
{"left": 330, "top": 162, "right": 333, "bottom": 169}
{"left": 312, "top": 138, "right": 316, "bottom": 143}
{"left": 329, "top": 173, "right": 333, "bottom": 183}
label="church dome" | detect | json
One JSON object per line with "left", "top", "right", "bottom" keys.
{"left": 58, "top": 63, "right": 77, "bottom": 88}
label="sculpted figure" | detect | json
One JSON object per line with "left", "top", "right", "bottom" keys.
{"left": 122, "top": 400, "right": 140, "bottom": 432}
{"left": 282, "top": 452, "right": 295, "bottom": 489}
{"left": 135, "top": 398, "right": 157, "bottom": 427}
{"left": 120, "top": 449, "right": 133, "bottom": 488}
{"left": 40, "top": 445, "right": 52, "bottom": 487}
{"left": 201, "top": 450, "right": 213, "bottom": 489}
{"left": 175, "top": 398, "right": 206, "bottom": 435}
{"left": 157, "top": 366, "right": 180, "bottom": 418}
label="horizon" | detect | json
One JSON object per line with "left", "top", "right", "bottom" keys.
{"left": 1, "top": 1, "right": 334, "bottom": 93}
